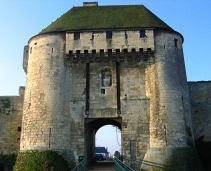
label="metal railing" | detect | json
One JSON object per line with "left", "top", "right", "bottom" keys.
{"left": 114, "top": 157, "right": 134, "bottom": 171}
{"left": 72, "top": 156, "right": 87, "bottom": 171}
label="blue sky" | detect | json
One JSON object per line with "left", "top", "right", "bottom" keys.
{"left": 0, "top": 0, "right": 211, "bottom": 155}
{"left": 1, "top": 0, "right": 210, "bottom": 96}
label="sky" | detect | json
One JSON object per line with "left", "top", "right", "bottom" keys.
{"left": 0, "top": 0, "right": 211, "bottom": 156}
{"left": 96, "top": 125, "right": 121, "bottom": 156}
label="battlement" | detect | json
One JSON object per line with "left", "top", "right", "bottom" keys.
{"left": 66, "top": 48, "right": 153, "bottom": 64}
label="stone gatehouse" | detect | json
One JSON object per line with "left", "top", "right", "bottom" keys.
{"left": 1, "top": 2, "right": 210, "bottom": 170}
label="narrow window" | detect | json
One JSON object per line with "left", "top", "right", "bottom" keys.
{"left": 101, "top": 89, "right": 105, "bottom": 94}
{"left": 74, "top": 32, "right": 80, "bottom": 40}
{"left": 52, "top": 48, "right": 53, "bottom": 53}
{"left": 17, "top": 127, "right": 21, "bottom": 132}
{"left": 106, "top": 31, "right": 112, "bottom": 39}
{"left": 140, "top": 30, "right": 145, "bottom": 38}
{"left": 174, "top": 39, "right": 178, "bottom": 48}
{"left": 30, "top": 47, "right": 32, "bottom": 54}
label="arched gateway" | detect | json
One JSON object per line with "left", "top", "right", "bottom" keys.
{"left": 85, "top": 118, "right": 121, "bottom": 164}
{"left": 19, "top": 2, "right": 202, "bottom": 170}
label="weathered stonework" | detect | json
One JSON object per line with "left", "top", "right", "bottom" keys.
{"left": 66, "top": 30, "right": 154, "bottom": 53}
{"left": 0, "top": 87, "right": 24, "bottom": 154}
{"left": 188, "top": 81, "right": 211, "bottom": 142}
{"left": 0, "top": 3, "right": 208, "bottom": 171}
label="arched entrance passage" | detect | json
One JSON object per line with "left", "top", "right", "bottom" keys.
{"left": 85, "top": 117, "right": 121, "bottom": 165}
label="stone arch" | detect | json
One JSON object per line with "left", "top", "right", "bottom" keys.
{"left": 85, "top": 117, "right": 121, "bottom": 165}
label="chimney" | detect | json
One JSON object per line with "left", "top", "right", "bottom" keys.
{"left": 83, "top": 2, "right": 98, "bottom": 7}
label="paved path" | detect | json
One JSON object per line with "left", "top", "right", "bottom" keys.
{"left": 88, "top": 161, "right": 115, "bottom": 171}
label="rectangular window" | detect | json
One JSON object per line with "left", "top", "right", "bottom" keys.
{"left": 101, "top": 89, "right": 105, "bottom": 94}
{"left": 106, "top": 31, "right": 112, "bottom": 39}
{"left": 17, "top": 127, "right": 21, "bottom": 132}
{"left": 140, "top": 30, "right": 145, "bottom": 38}
{"left": 174, "top": 39, "right": 178, "bottom": 48}
{"left": 74, "top": 32, "right": 80, "bottom": 40}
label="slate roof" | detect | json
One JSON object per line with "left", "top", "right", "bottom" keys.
{"left": 39, "top": 5, "right": 173, "bottom": 34}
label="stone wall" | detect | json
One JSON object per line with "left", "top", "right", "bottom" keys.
{"left": 68, "top": 62, "right": 150, "bottom": 164}
{"left": 66, "top": 30, "right": 154, "bottom": 53}
{"left": 145, "top": 29, "right": 193, "bottom": 148}
{"left": 188, "top": 81, "right": 211, "bottom": 142}
{"left": 188, "top": 81, "right": 211, "bottom": 171}
{"left": 1, "top": 28, "right": 209, "bottom": 171}
{"left": 64, "top": 29, "right": 155, "bottom": 164}
{"left": 69, "top": 63, "right": 86, "bottom": 160}
{"left": 141, "top": 30, "right": 199, "bottom": 170}
{"left": 21, "top": 33, "right": 74, "bottom": 159}
{"left": 0, "top": 87, "right": 24, "bottom": 154}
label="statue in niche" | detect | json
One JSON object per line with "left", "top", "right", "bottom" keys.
{"left": 100, "top": 68, "right": 112, "bottom": 87}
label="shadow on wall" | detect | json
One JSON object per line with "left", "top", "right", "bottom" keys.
{"left": 0, "top": 153, "right": 17, "bottom": 171}
{"left": 195, "top": 136, "right": 211, "bottom": 171}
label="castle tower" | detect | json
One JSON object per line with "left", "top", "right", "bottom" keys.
{"left": 20, "top": 2, "right": 202, "bottom": 170}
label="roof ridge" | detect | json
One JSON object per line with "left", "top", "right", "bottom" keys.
{"left": 74, "top": 4, "right": 145, "bottom": 7}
